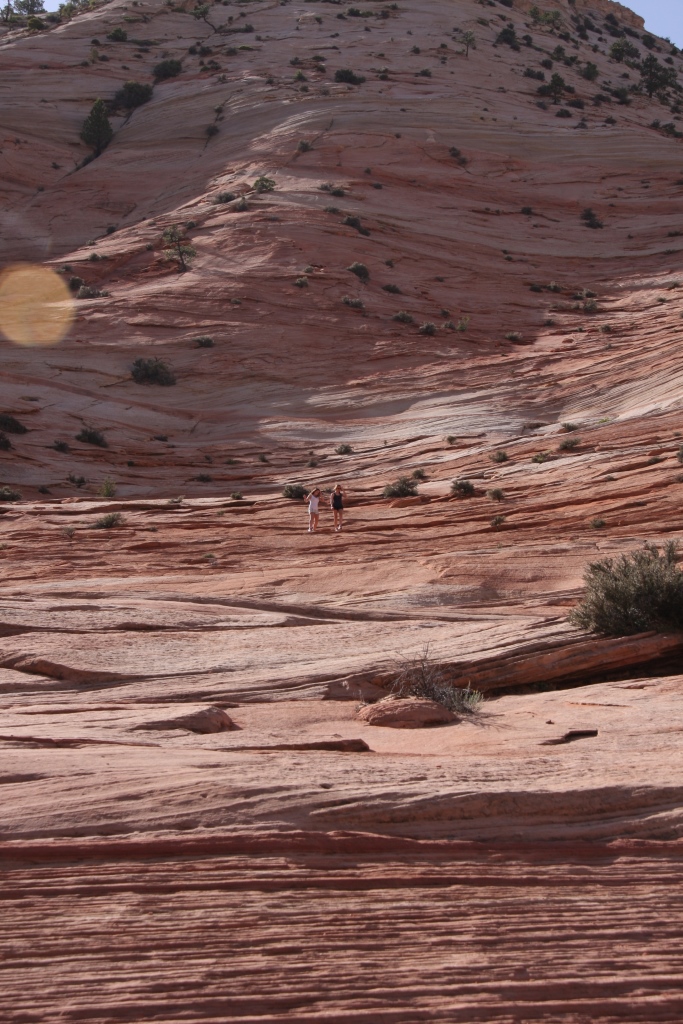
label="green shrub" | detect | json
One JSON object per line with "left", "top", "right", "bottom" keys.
{"left": 504, "top": 331, "right": 523, "bottom": 342}
{"left": 558, "top": 436, "right": 580, "bottom": 451}
{"left": 195, "top": 474, "right": 212, "bottom": 483}
{"left": 390, "top": 648, "right": 483, "bottom": 714}
{"left": 99, "top": 478, "right": 117, "bottom": 497}
{"left": 490, "top": 450, "right": 509, "bottom": 463}
{"left": 393, "top": 311, "right": 413, "bottom": 323}
{"left": 451, "top": 479, "right": 474, "bottom": 497}
{"left": 449, "top": 147, "right": 468, "bottom": 165}
{"left": 0, "top": 414, "right": 27, "bottom": 434}
{"left": 418, "top": 322, "right": 436, "bottom": 336}
{"left": 490, "top": 514, "right": 506, "bottom": 530}
{"left": 561, "top": 422, "right": 579, "bottom": 432}
{"left": 570, "top": 542, "right": 683, "bottom": 636}
{"left": 347, "top": 262, "right": 369, "bottom": 282}
{"left": 487, "top": 487, "right": 504, "bottom": 501}
{"left": 68, "top": 473, "right": 86, "bottom": 488}
{"left": 295, "top": 276, "right": 308, "bottom": 288}
{"left": 214, "top": 191, "right": 236, "bottom": 204}
{"left": 76, "top": 426, "right": 107, "bottom": 447}
{"left": 154, "top": 58, "right": 182, "bottom": 81}
{"left": 195, "top": 335, "right": 214, "bottom": 347}
{"left": 92, "top": 512, "right": 123, "bottom": 529}
{"left": 456, "top": 316, "right": 470, "bottom": 332}
{"left": 383, "top": 476, "right": 418, "bottom": 499}
{"left": 335, "top": 68, "right": 365, "bottom": 85}
{"left": 0, "top": 486, "right": 21, "bottom": 502}
{"left": 590, "top": 517, "right": 606, "bottom": 529}
{"left": 342, "top": 296, "right": 364, "bottom": 309}
{"left": 581, "top": 207, "right": 603, "bottom": 229}
{"left": 162, "top": 224, "right": 196, "bottom": 271}
{"left": 230, "top": 491, "right": 243, "bottom": 500}
{"left": 131, "top": 357, "right": 176, "bottom": 386}
{"left": 343, "top": 216, "right": 370, "bottom": 236}
{"left": 412, "top": 468, "right": 426, "bottom": 481}
{"left": 446, "top": 435, "right": 456, "bottom": 445}
{"left": 532, "top": 451, "right": 553, "bottom": 463}
{"left": 0, "top": 433, "right": 11, "bottom": 451}
{"left": 382, "top": 283, "right": 401, "bottom": 294}
{"left": 113, "top": 81, "right": 152, "bottom": 109}
{"left": 80, "top": 98, "right": 113, "bottom": 157}
{"left": 335, "top": 443, "right": 353, "bottom": 455}
{"left": 253, "top": 175, "right": 275, "bottom": 193}
{"left": 283, "top": 483, "right": 306, "bottom": 499}
{"left": 297, "top": 140, "right": 312, "bottom": 152}
{"left": 77, "top": 285, "right": 106, "bottom": 299}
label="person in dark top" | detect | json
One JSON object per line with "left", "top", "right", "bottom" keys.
{"left": 330, "top": 483, "right": 344, "bottom": 532}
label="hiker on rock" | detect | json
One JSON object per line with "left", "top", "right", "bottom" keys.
{"left": 330, "top": 483, "right": 344, "bottom": 532}
{"left": 305, "top": 487, "right": 321, "bottom": 533}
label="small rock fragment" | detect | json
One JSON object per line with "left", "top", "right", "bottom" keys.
{"left": 137, "top": 706, "right": 236, "bottom": 734}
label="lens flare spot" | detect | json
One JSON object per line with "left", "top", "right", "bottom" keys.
{"left": 0, "top": 264, "right": 73, "bottom": 347}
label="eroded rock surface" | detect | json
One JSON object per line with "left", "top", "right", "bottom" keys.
{"left": 2, "top": 0, "right": 683, "bottom": 1019}
{"left": 356, "top": 695, "right": 458, "bottom": 728}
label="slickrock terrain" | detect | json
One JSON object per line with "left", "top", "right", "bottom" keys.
{"left": 2, "top": 0, "right": 683, "bottom": 1019}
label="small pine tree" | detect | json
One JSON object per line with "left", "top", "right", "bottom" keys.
{"left": 640, "top": 54, "right": 678, "bottom": 98}
{"left": 80, "top": 98, "right": 113, "bottom": 157}
{"left": 162, "top": 224, "right": 196, "bottom": 272}
{"left": 461, "top": 31, "right": 476, "bottom": 57}
{"left": 548, "top": 72, "right": 566, "bottom": 104}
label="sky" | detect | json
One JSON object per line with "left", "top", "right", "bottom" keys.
{"left": 628, "top": 1, "right": 682, "bottom": 47}
{"left": 37, "top": 0, "right": 683, "bottom": 47}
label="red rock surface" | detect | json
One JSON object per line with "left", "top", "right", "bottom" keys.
{"left": 2, "top": 0, "right": 683, "bottom": 1019}
{"left": 356, "top": 694, "right": 458, "bottom": 726}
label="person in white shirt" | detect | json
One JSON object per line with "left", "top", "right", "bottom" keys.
{"left": 304, "top": 487, "right": 321, "bottom": 532}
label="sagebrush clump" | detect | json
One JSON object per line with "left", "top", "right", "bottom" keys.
{"left": 131, "top": 358, "right": 176, "bottom": 386}
{"left": 390, "top": 648, "right": 483, "bottom": 714}
{"left": 283, "top": 483, "right": 306, "bottom": 499}
{"left": 451, "top": 479, "right": 474, "bottom": 498}
{"left": 570, "top": 542, "right": 683, "bottom": 636}
{"left": 383, "top": 476, "right": 418, "bottom": 499}
{"left": 76, "top": 426, "right": 107, "bottom": 447}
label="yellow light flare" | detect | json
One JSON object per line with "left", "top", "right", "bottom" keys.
{"left": 0, "top": 264, "right": 74, "bottom": 347}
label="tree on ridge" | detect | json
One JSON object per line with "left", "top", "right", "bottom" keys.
{"left": 80, "top": 99, "right": 113, "bottom": 157}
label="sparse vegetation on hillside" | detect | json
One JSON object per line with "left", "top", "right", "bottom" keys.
{"left": 383, "top": 476, "right": 417, "bottom": 499}
{"left": 582, "top": 208, "right": 603, "bottom": 230}
{"left": 131, "top": 358, "right": 176, "bottom": 386}
{"left": 114, "top": 81, "right": 152, "bottom": 109}
{"left": 335, "top": 68, "right": 365, "bottom": 85}
{"left": 162, "top": 224, "right": 196, "bottom": 271}
{"left": 98, "top": 478, "right": 116, "bottom": 497}
{"left": 390, "top": 647, "right": 483, "bottom": 714}
{"left": 451, "top": 479, "right": 474, "bottom": 498}
{"left": 571, "top": 542, "right": 683, "bottom": 636}
{"left": 80, "top": 98, "right": 112, "bottom": 156}
{"left": 92, "top": 512, "right": 123, "bottom": 529}
{"left": 76, "top": 426, "right": 107, "bottom": 447}
{"left": 283, "top": 483, "right": 306, "bottom": 499}
{"left": 347, "top": 262, "right": 369, "bottom": 282}
{"left": 0, "top": 414, "right": 27, "bottom": 434}
{"left": 154, "top": 58, "right": 182, "bottom": 82}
